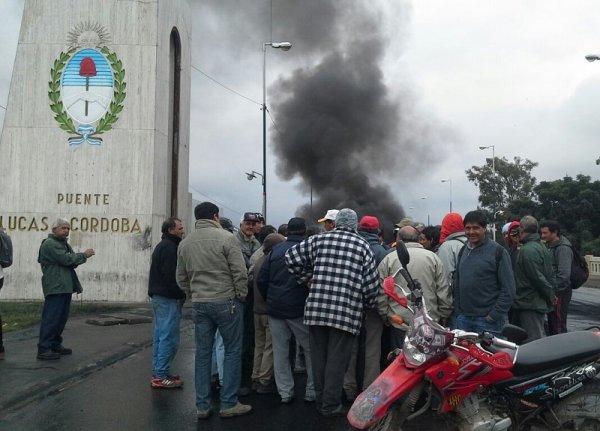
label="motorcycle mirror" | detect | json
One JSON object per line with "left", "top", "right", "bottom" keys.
{"left": 395, "top": 240, "right": 410, "bottom": 267}
{"left": 502, "top": 324, "right": 528, "bottom": 344}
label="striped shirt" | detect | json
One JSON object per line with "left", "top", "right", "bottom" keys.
{"left": 285, "top": 228, "right": 379, "bottom": 335}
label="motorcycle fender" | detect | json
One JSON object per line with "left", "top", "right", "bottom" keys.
{"left": 347, "top": 357, "right": 424, "bottom": 429}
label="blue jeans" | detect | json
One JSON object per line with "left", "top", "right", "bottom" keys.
{"left": 151, "top": 295, "right": 181, "bottom": 378}
{"left": 455, "top": 314, "right": 505, "bottom": 336}
{"left": 38, "top": 293, "right": 72, "bottom": 353}
{"left": 193, "top": 299, "right": 244, "bottom": 410}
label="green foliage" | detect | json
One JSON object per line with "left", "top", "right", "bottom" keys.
{"left": 534, "top": 174, "right": 600, "bottom": 251}
{"left": 466, "top": 156, "right": 538, "bottom": 214}
{"left": 47, "top": 48, "right": 77, "bottom": 134}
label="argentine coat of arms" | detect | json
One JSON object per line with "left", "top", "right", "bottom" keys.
{"left": 49, "top": 22, "right": 126, "bottom": 147}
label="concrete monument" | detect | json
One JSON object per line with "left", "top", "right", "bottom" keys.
{"left": 0, "top": 0, "right": 191, "bottom": 301}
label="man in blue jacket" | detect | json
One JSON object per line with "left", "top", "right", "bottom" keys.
{"left": 257, "top": 217, "right": 315, "bottom": 404}
{"left": 453, "top": 210, "right": 515, "bottom": 335}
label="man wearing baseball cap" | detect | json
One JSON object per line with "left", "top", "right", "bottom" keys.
{"left": 317, "top": 209, "right": 339, "bottom": 232}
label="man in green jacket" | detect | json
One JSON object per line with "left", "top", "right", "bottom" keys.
{"left": 37, "top": 218, "right": 95, "bottom": 360}
{"left": 512, "top": 215, "right": 555, "bottom": 343}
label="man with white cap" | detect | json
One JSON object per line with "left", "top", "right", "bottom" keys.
{"left": 317, "top": 209, "right": 339, "bottom": 232}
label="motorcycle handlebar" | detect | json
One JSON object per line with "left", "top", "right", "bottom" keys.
{"left": 491, "top": 337, "right": 518, "bottom": 350}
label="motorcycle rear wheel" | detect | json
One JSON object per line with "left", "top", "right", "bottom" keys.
{"left": 549, "top": 378, "right": 600, "bottom": 430}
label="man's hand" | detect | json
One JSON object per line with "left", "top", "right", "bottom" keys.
{"left": 484, "top": 315, "right": 495, "bottom": 323}
{"left": 84, "top": 249, "right": 95, "bottom": 258}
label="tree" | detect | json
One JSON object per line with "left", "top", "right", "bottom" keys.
{"left": 466, "top": 156, "right": 538, "bottom": 215}
{"left": 534, "top": 174, "right": 600, "bottom": 254}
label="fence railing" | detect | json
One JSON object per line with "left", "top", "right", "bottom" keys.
{"left": 587, "top": 256, "right": 600, "bottom": 278}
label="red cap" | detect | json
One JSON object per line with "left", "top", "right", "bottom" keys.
{"left": 359, "top": 215, "right": 380, "bottom": 230}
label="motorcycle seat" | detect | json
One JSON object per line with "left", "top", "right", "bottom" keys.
{"left": 512, "top": 331, "right": 600, "bottom": 376}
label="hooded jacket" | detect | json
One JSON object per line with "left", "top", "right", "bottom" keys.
{"left": 513, "top": 233, "right": 556, "bottom": 312}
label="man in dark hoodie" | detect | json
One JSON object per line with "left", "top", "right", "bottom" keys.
{"left": 148, "top": 217, "right": 186, "bottom": 388}
{"left": 257, "top": 217, "right": 315, "bottom": 404}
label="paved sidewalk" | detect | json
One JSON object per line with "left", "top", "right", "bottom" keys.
{"left": 0, "top": 303, "right": 173, "bottom": 413}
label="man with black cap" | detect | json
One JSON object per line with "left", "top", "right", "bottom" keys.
{"left": 258, "top": 217, "right": 315, "bottom": 404}
{"left": 235, "top": 211, "right": 261, "bottom": 396}
{"left": 285, "top": 209, "right": 379, "bottom": 417}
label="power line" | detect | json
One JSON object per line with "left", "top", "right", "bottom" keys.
{"left": 188, "top": 185, "right": 244, "bottom": 219}
{"left": 191, "top": 65, "right": 261, "bottom": 106}
{"left": 0, "top": 104, "right": 6, "bottom": 110}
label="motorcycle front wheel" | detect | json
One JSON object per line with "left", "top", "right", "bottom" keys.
{"left": 368, "top": 405, "right": 404, "bottom": 431}
{"left": 549, "top": 378, "right": 600, "bottom": 430}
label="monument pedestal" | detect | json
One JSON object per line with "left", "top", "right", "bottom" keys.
{"left": 0, "top": 0, "right": 191, "bottom": 301}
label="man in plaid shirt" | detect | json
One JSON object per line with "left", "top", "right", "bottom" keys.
{"left": 285, "top": 208, "right": 379, "bottom": 417}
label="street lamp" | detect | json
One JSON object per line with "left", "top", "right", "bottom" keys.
{"left": 420, "top": 196, "right": 429, "bottom": 226}
{"left": 245, "top": 171, "right": 265, "bottom": 215}
{"left": 262, "top": 41, "right": 292, "bottom": 223}
{"left": 479, "top": 145, "right": 497, "bottom": 240}
{"left": 440, "top": 179, "right": 452, "bottom": 213}
{"left": 586, "top": 56, "right": 600, "bottom": 164}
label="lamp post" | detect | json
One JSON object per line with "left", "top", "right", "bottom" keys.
{"left": 479, "top": 145, "right": 497, "bottom": 240}
{"left": 262, "top": 41, "right": 292, "bottom": 223}
{"left": 440, "top": 179, "right": 452, "bottom": 213}
{"left": 245, "top": 170, "right": 265, "bottom": 215}
{"left": 420, "top": 196, "right": 429, "bottom": 226}
{"left": 586, "top": 55, "right": 600, "bottom": 164}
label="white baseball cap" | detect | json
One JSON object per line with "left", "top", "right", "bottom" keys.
{"left": 318, "top": 209, "right": 339, "bottom": 223}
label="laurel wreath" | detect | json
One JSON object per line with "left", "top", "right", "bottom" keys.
{"left": 48, "top": 46, "right": 126, "bottom": 136}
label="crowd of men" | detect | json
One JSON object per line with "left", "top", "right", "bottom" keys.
{"left": 142, "top": 203, "right": 579, "bottom": 421}
{"left": 20, "top": 205, "right": 575, "bottom": 420}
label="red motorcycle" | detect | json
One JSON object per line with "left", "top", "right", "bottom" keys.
{"left": 348, "top": 241, "right": 600, "bottom": 431}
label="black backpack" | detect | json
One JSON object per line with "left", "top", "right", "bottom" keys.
{"left": 558, "top": 244, "right": 589, "bottom": 289}
{"left": 0, "top": 229, "right": 13, "bottom": 268}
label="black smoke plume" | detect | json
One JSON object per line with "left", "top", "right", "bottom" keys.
{"left": 270, "top": 1, "right": 449, "bottom": 236}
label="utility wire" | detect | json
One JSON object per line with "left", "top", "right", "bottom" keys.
{"left": 0, "top": 104, "right": 6, "bottom": 110}
{"left": 266, "top": 107, "right": 281, "bottom": 134}
{"left": 191, "top": 65, "right": 262, "bottom": 106}
{"left": 188, "top": 185, "right": 244, "bottom": 219}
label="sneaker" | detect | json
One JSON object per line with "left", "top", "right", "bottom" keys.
{"left": 152, "top": 374, "right": 183, "bottom": 386}
{"left": 52, "top": 346, "right": 72, "bottom": 355}
{"left": 219, "top": 402, "right": 252, "bottom": 418}
{"left": 151, "top": 376, "right": 183, "bottom": 389}
{"left": 320, "top": 405, "right": 347, "bottom": 417}
{"left": 255, "top": 382, "right": 277, "bottom": 394}
{"left": 237, "top": 386, "right": 251, "bottom": 397}
{"left": 281, "top": 395, "right": 295, "bottom": 404}
{"left": 37, "top": 351, "right": 61, "bottom": 360}
{"left": 304, "top": 394, "right": 316, "bottom": 402}
{"left": 196, "top": 408, "right": 212, "bottom": 419}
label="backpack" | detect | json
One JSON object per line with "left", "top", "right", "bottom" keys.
{"left": 558, "top": 244, "right": 589, "bottom": 289}
{"left": 0, "top": 229, "right": 13, "bottom": 268}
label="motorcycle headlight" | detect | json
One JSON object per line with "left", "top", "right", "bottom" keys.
{"left": 403, "top": 338, "right": 428, "bottom": 366}
{"left": 402, "top": 306, "right": 454, "bottom": 367}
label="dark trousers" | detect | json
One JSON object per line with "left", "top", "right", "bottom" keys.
{"left": 0, "top": 278, "right": 4, "bottom": 350}
{"left": 309, "top": 325, "right": 355, "bottom": 412}
{"left": 547, "top": 288, "right": 572, "bottom": 335}
{"left": 38, "top": 293, "right": 72, "bottom": 353}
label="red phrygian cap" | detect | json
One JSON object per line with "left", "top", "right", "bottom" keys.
{"left": 79, "top": 57, "right": 97, "bottom": 77}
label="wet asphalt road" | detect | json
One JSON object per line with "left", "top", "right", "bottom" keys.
{"left": 1, "top": 287, "right": 599, "bottom": 431}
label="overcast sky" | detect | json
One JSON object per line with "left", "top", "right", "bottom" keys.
{"left": 2, "top": 0, "right": 600, "bottom": 230}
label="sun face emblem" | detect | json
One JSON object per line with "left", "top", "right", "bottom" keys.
{"left": 49, "top": 22, "right": 126, "bottom": 148}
